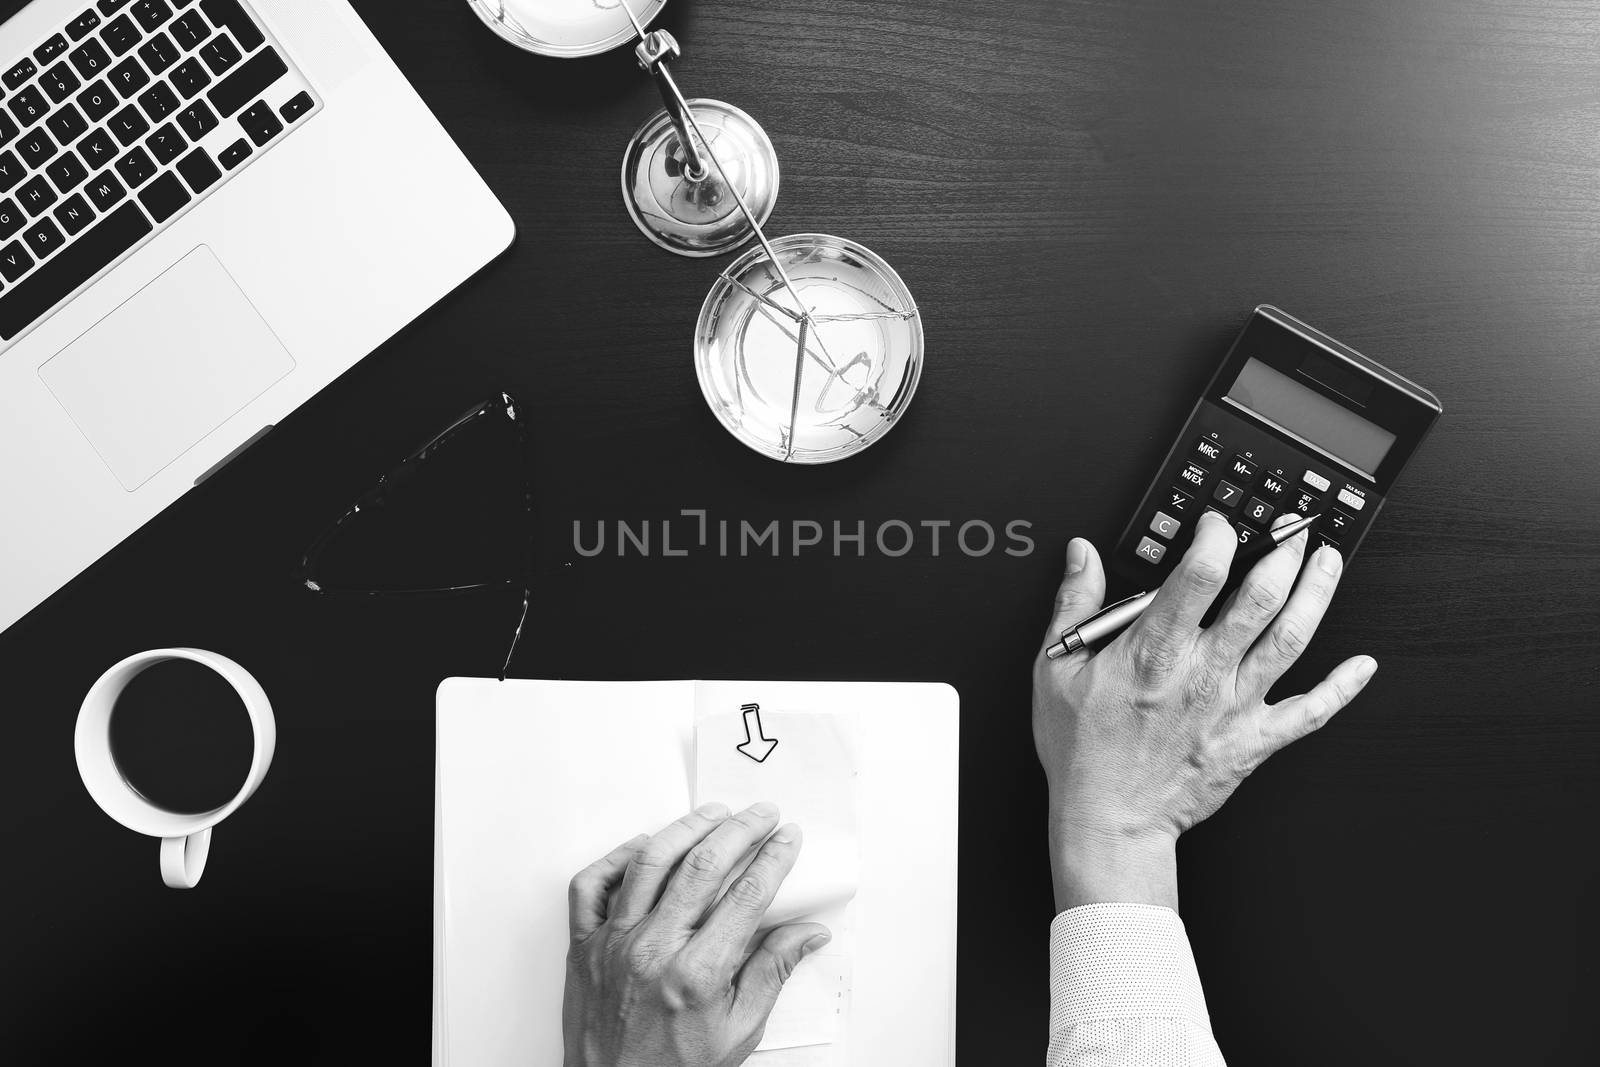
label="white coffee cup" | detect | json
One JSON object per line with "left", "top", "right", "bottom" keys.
{"left": 74, "top": 648, "right": 276, "bottom": 889}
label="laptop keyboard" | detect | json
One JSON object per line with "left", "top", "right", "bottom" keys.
{"left": 0, "top": 0, "right": 319, "bottom": 343}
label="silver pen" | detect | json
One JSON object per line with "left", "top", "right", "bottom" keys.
{"left": 1044, "top": 512, "right": 1321, "bottom": 660}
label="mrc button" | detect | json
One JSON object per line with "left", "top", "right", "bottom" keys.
{"left": 1194, "top": 437, "right": 1223, "bottom": 463}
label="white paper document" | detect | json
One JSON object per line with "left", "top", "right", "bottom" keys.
{"left": 433, "top": 678, "right": 958, "bottom": 1067}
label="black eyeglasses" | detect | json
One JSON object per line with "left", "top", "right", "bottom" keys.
{"left": 295, "top": 391, "right": 533, "bottom": 680}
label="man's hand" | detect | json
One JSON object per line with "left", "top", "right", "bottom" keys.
{"left": 562, "top": 802, "right": 832, "bottom": 1067}
{"left": 1033, "top": 510, "right": 1377, "bottom": 912}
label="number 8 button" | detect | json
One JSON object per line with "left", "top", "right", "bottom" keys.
{"left": 1242, "top": 497, "right": 1275, "bottom": 527}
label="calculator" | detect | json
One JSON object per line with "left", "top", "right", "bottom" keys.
{"left": 1111, "top": 306, "right": 1441, "bottom": 589}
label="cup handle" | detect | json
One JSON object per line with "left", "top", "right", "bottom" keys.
{"left": 160, "top": 828, "right": 212, "bottom": 889}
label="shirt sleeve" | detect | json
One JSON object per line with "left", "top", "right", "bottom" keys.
{"left": 1046, "top": 903, "right": 1226, "bottom": 1067}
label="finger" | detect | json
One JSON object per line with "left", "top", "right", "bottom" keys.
{"left": 1039, "top": 538, "right": 1107, "bottom": 663}
{"left": 1236, "top": 543, "right": 1344, "bottom": 698}
{"left": 610, "top": 803, "right": 731, "bottom": 927}
{"left": 653, "top": 802, "right": 781, "bottom": 931}
{"left": 730, "top": 922, "right": 833, "bottom": 1032}
{"left": 1257, "top": 655, "right": 1377, "bottom": 750}
{"left": 1202, "top": 522, "right": 1309, "bottom": 661}
{"left": 568, "top": 834, "right": 647, "bottom": 940}
{"left": 1122, "top": 510, "right": 1237, "bottom": 671}
{"left": 691, "top": 822, "right": 804, "bottom": 967}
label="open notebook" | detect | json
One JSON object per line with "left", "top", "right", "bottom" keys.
{"left": 433, "top": 678, "right": 959, "bottom": 1066}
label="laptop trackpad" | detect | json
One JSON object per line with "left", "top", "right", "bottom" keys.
{"left": 40, "top": 246, "right": 295, "bottom": 491}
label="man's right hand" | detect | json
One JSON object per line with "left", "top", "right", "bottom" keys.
{"left": 1032, "top": 510, "right": 1377, "bottom": 912}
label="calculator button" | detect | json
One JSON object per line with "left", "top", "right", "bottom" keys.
{"left": 1328, "top": 509, "right": 1355, "bottom": 536}
{"left": 1193, "top": 437, "right": 1223, "bottom": 464}
{"left": 1227, "top": 454, "right": 1258, "bottom": 481}
{"left": 1236, "top": 523, "right": 1258, "bottom": 548}
{"left": 1134, "top": 536, "right": 1167, "bottom": 564}
{"left": 1178, "top": 463, "right": 1208, "bottom": 490}
{"left": 1313, "top": 533, "right": 1341, "bottom": 555}
{"left": 1149, "top": 511, "right": 1181, "bottom": 540}
{"left": 1290, "top": 490, "right": 1319, "bottom": 516}
{"left": 1241, "top": 497, "right": 1275, "bottom": 528}
{"left": 1302, "top": 469, "right": 1331, "bottom": 493}
{"left": 1212, "top": 480, "right": 1242, "bottom": 509}
{"left": 1166, "top": 486, "right": 1193, "bottom": 515}
{"left": 1336, "top": 485, "right": 1367, "bottom": 511}
{"left": 1259, "top": 472, "right": 1289, "bottom": 499}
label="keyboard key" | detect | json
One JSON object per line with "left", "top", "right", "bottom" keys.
{"left": 1212, "top": 479, "right": 1243, "bottom": 509}
{"left": 174, "top": 98, "right": 214, "bottom": 139}
{"left": 0, "top": 240, "right": 34, "bottom": 282}
{"left": 1289, "top": 490, "right": 1319, "bottom": 517}
{"left": 110, "top": 56, "right": 149, "bottom": 97}
{"left": 217, "top": 135, "right": 248, "bottom": 169}
{"left": 0, "top": 200, "right": 153, "bottom": 337}
{"left": 8, "top": 85, "right": 50, "bottom": 127}
{"left": 170, "top": 55, "right": 209, "bottom": 97}
{"left": 1178, "top": 462, "right": 1208, "bottom": 490}
{"left": 1258, "top": 471, "right": 1289, "bottom": 499}
{"left": 69, "top": 10, "right": 104, "bottom": 42}
{"left": 138, "top": 80, "right": 177, "bottom": 121}
{"left": 1235, "top": 522, "right": 1260, "bottom": 548}
{"left": 145, "top": 121, "right": 183, "bottom": 163}
{"left": 101, "top": 15, "right": 143, "bottom": 57}
{"left": 17, "top": 128, "right": 57, "bottom": 168}
{"left": 114, "top": 145, "right": 156, "bottom": 186}
{"left": 78, "top": 127, "right": 119, "bottom": 167}
{"left": 136, "top": 168, "right": 187, "bottom": 221}
{"left": 46, "top": 151, "right": 90, "bottom": 193}
{"left": 4, "top": 58, "right": 38, "bottom": 91}
{"left": 170, "top": 11, "right": 208, "bottom": 50}
{"left": 0, "top": 198, "right": 23, "bottom": 238}
{"left": 108, "top": 103, "right": 148, "bottom": 144}
{"left": 53, "top": 193, "right": 95, "bottom": 235}
{"left": 78, "top": 79, "right": 116, "bottom": 121}
{"left": 18, "top": 175, "right": 57, "bottom": 216}
{"left": 1165, "top": 485, "right": 1194, "bottom": 515}
{"left": 280, "top": 90, "right": 312, "bottom": 123}
{"left": 99, "top": 0, "right": 135, "bottom": 13}
{"left": 206, "top": 45, "right": 282, "bottom": 117}
{"left": 1302, "top": 469, "right": 1331, "bottom": 493}
{"left": 200, "top": 0, "right": 263, "bottom": 52}
{"left": 239, "top": 98, "right": 279, "bottom": 146}
{"left": 84, "top": 170, "right": 125, "bottom": 211}
{"left": 41, "top": 62, "right": 82, "bottom": 104}
{"left": 1240, "top": 497, "right": 1275, "bottom": 528}
{"left": 1227, "top": 454, "right": 1258, "bottom": 481}
{"left": 1149, "top": 511, "right": 1181, "bottom": 540}
{"left": 0, "top": 150, "right": 24, "bottom": 191}
{"left": 1133, "top": 536, "right": 1167, "bottom": 565}
{"left": 46, "top": 102, "right": 90, "bottom": 145}
{"left": 24, "top": 218, "right": 65, "bottom": 258}
{"left": 35, "top": 35, "right": 71, "bottom": 66}
{"left": 175, "top": 145, "right": 218, "bottom": 191}
{"left": 199, "top": 33, "right": 240, "bottom": 76}
{"left": 1193, "top": 437, "right": 1223, "bottom": 464}
{"left": 138, "top": 31, "right": 180, "bottom": 74}
{"left": 133, "top": 0, "right": 174, "bottom": 32}
{"left": 0, "top": 111, "right": 17, "bottom": 146}
{"left": 70, "top": 38, "right": 112, "bottom": 78}
{"left": 1328, "top": 509, "right": 1356, "bottom": 538}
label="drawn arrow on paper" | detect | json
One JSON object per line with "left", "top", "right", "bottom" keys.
{"left": 735, "top": 704, "right": 779, "bottom": 763}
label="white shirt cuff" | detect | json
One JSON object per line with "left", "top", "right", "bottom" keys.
{"left": 1049, "top": 903, "right": 1213, "bottom": 1034}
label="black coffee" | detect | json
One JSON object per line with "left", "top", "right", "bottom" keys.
{"left": 109, "top": 659, "right": 256, "bottom": 814}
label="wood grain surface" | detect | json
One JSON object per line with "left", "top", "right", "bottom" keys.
{"left": 1, "top": 1, "right": 1597, "bottom": 1062}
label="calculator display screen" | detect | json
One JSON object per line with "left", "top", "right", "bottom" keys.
{"left": 1225, "top": 358, "right": 1397, "bottom": 475}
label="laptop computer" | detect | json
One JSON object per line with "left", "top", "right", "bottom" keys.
{"left": 0, "top": 0, "right": 515, "bottom": 636}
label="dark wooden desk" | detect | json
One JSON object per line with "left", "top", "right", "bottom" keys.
{"left": 3, "top": 1, "right": 1598, "bottom": 1062}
